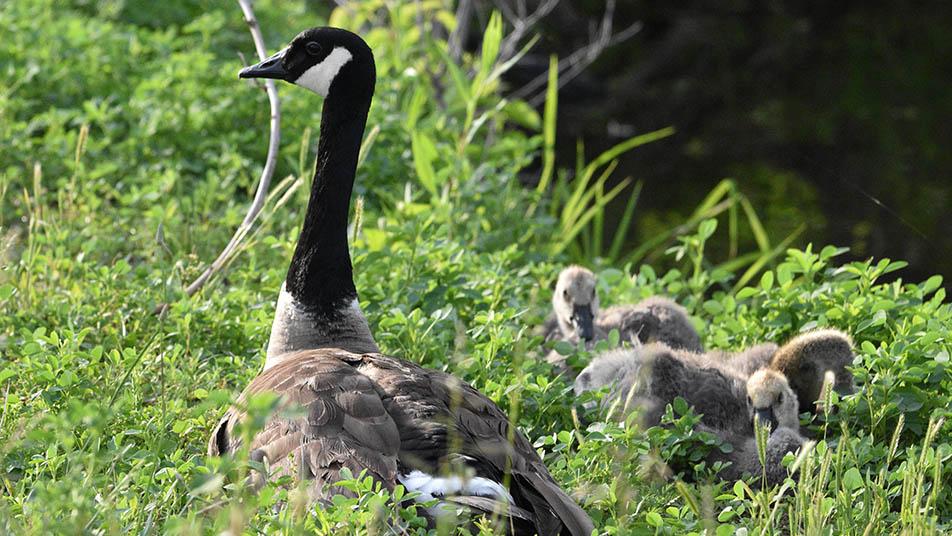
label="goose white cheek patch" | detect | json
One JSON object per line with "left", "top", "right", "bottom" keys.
{"left": 294, "top": 46, "right": 353, "bottom": 97}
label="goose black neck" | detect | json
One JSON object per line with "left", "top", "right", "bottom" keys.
{"left": 284, "top": 92, "right": 370, "bottom": 316}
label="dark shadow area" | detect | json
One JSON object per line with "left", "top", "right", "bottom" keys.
{"left": 509, "top": 1, "right": 951, "bottom": 282}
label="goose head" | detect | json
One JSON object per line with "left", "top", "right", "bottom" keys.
{"left": 771, "top": 329, "right": 856, "bottom": 412}
{"left": 553, "top": 266, "right": 599, "bottom": 341}
{"left": 239, "top": 27, "right": 374, "bottom": 99}
{"left": 746, "top": 369, "right": 799, "bottom": 432}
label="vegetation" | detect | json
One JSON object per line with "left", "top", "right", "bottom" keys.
{"left": 1, "top": 0, "right": 949, "bottom": 534}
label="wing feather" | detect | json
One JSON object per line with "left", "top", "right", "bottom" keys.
{"left": 211, "top": 350, "right": 401, "bottom": 499}
{"left": 210, "top": 349, "right": 593, "bottom": 535}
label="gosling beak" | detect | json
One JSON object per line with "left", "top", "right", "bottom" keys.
{"left": 571, "top": 304, "right": 595, "bottom": 341}
{"left": 239, "top": 48, "right": 290, "bottom": 80}
{"left": 753, "top": 407, "right": 778, "bottom": 432}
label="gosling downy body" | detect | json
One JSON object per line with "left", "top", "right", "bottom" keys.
{"left": 704, "top": 343, "right": 779, "bottom": 378}
{"left": 769, "top": 329, "right": 856, "bottom": 415}
{"left": 574, "top": 344, "right": 798, "bottom": 436}
{"left": 704, "top": 425, "right": 806, "bottom": 486}
{"left": 647, "top": 328, "right": 857, "bottom": 418}
{"left": 208, "top": 28, "right": 592, "bottom": 536}
{"left": 575, "top": 346, "right": 804, "bottom": 484}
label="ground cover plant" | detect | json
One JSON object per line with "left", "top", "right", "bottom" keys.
{"left": 1, "top": 0, "right": 949, "bottom": 534}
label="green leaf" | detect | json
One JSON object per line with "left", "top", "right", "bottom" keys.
{"left": 0, "top": 368, "right": 16, "bottom": 384}
{"left": 430, "top": 41, "right": 471, "bottom": 102}
{"left": 921, "top": 275, "right": 943, "bottom": 296}
{"left": 0, "top": 284, "right": 14, "bottom": 301}
{"left": 673, "top": 397, "right": 689, "bottom": 416}
{"left": 536, "top": 55, "right": 559, "bottom": 195}
{"left": 645, "top": 511, "right": 663, "bottom": 527}
{"left": 703, "top": 300, "right": 724, "bottom": 315}
{"left": 716, "top": 524, "right": 737, "bottom": 536}
{"left": 842, "top": 467, "right": 864, "bottom": 490}
{"left": 411, "top": 131, "right": 439, "bottom": 195}
{"left": 405, "top": 85, "right": 428, "bottom": 130}
{"left": 697, "top": 218, "right": 718, "bottom": 240}
{"left": 733, "top": 481, "right": 745, "bottom": 499}
{"left": 479, "top": 11, "right": 503, "bottom": 84}
{"left": 502, "top": 99, "right": 541, "bottom": 130}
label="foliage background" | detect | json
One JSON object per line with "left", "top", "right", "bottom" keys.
{"left": 0, "top": 0, "right": 949, "bottom": 534}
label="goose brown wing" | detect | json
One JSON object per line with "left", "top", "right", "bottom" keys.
{"left": 208, "top": 349, "right": 401, "bottom": 499}
{"left": 356, "top": 354, "right": 594, "bottom": 536}
{"left": 210, "top": 350, "right": 593, "bottom": 535}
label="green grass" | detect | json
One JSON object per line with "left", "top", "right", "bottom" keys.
{"left": 1, "top": 0, "right": 950, "bottom": 534}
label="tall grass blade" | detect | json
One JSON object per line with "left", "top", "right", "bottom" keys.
{"left": 535, "top": 55, "right": 559, "bottom": 196}
{"left": 606, "top": 180, "right": 642, "bottom": 261}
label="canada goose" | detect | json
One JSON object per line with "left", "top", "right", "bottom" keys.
{"left": 542, "top": 266, "right": 703, "bottom": 362}
{"left": 574, "top": 344, "right": 798, "bottom": 437}
{"left": 208, "top": 28, "right": 593, "bottom": 535}
{"left": 769, "top": 329, "right": 856, "bottom": 414}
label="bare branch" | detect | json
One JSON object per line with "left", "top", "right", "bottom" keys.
{"left": 491, "top": 0, "right": 519, "bottom": 25}
{"left": 163, "top": 0, "right": 282, "bottom": 311}
{"left": 496, "top": 0, "right": 559, "bottom": 63}
{"left": 507, "top": 0, "right": 642, "bottom": 106}
{"left": 448, "top": 0, "right": 473, "bottom": 61}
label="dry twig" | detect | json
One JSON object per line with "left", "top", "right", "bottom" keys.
{"left": 494, "top": 0, "right": 559, "bottom": 63}
{"left": 448, "top": 0, "right": 474, "bottom": 61}
{"left": 509, "top": 0, "right": 642, "bottom": 106}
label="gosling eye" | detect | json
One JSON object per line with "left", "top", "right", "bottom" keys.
{"left": 563, "top": 289, "right": 569, "bottom": 300}
{"left": 305, "top": 41, "right": 322, "bottom": 56}
{"left": 747, "top": 396, "right": 752, "bottom": 406}
{"left": 778, "top": 392, "right": 784, "bottom": 404}
{"left": 591, "top": 289, "right": 596, "bottom": 299}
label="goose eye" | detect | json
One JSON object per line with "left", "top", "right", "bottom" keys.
{"left": 305, "top": 42, "right": 322, "bottom": 56}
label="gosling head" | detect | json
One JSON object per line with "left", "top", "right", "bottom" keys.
{"left": 771, "top": 329, "right": 856, "bottom": 412}
{"left": 239, "top": 27, "right": 375, "bottom": 100}
{"left": 746, "top": 369, "right": 799, "bottom": 432}
{"left": 553, "top": 266, "right": 600, "bottom": 341}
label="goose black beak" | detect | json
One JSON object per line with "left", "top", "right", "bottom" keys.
{"left": 240, "top": 48, "right": 290, "bottom": 80}
{"left": 754, "top": 408, "right": 778, "bottom": 432}
{"left": 571, "top": 304, "right": 595, "bottom": 341}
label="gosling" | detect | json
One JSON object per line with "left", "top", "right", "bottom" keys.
{"left": 542, "top": 266, "right": 703, "bottom": 360}
{"left": 708, "top": 370, "right": 807, "bottom": 485}
{"left": 769, "top": 329, "right": 856, "bottom": 415}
